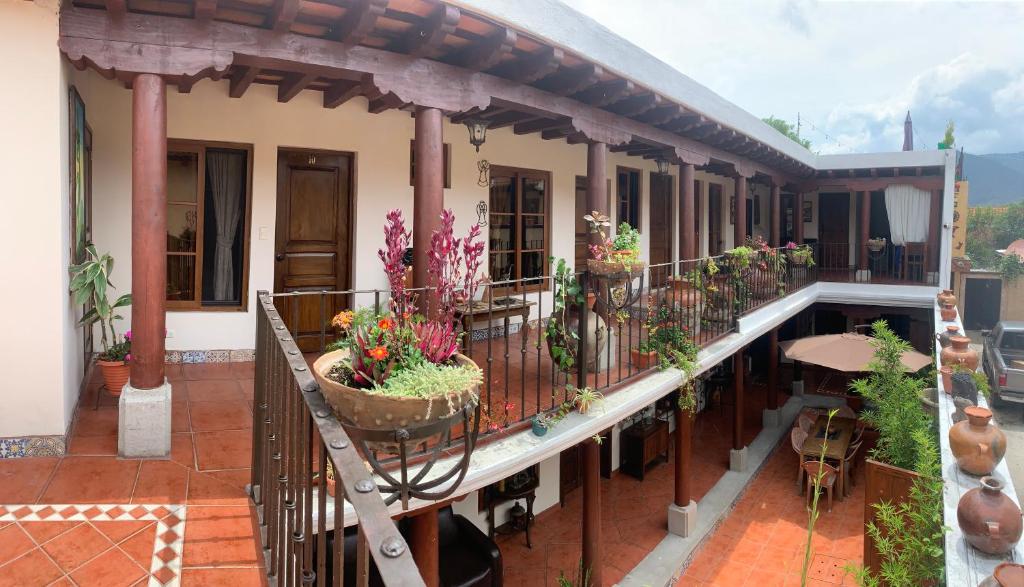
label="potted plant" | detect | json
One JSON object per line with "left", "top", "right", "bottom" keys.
{"left": 69, "top": 245, "right": 133, "bottom": 396}
{"left": 532, "top": 399, "right": 573, "bottom": 437}
{"left": 583, "top": 211, "right": 644, "bottom": 279}
{"left": 747, "top": 236, "right": 786, "bottom": 299}
{"left": 569, "top": 385, "right": 604, "bottom": 415}
{"left": 544, "top": 257, "right": 607, "bottom": 373}
{"left": 785, "top": 242, "right": 815, "bottom": 267}
{"left": 631, "top": 341, "right": 658, "bottom": 370}
{"left": 867, "top": 237, "right": 887, "bottom": 252}
{"left": 312, "top": 209, "right": 485, "bottom": 445}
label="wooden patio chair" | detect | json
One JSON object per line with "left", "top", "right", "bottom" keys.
{"left": 903, "top": 242, "right": 927, "bottom": 283}
{"left": 797, "top": 412, "right": 815, "bottom": 433}
{"left": 803, "top": 461, "right": 839, "bottom": 513}
{"left": 841, "top": 439, "right": 864, "bottom": 496}
{"left": 791, "top": 427, "right": 809, "bottom": 490}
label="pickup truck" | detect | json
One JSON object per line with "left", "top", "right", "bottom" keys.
{"left": 983, "top": 321, "right": 1024, "bottom": 404}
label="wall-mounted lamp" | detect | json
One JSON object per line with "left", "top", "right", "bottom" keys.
{"left": 655, "top": 157, "right": 670, "bottom": 175}
{"left": 464, "top": 118, "right": 491, "bottom": 152}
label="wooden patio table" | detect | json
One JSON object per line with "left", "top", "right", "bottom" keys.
{"left": 800, "top": 415, "right": 856, "bottom": 501}
{"left": 455, "top": 297, "right": 536, "bottom": 353}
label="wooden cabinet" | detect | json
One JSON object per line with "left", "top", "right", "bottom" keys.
{"left": 620, "top": 419, "right": 669, "bottom": 481}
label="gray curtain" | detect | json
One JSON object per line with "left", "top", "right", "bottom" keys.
{"left": 207, "top": 151, "right": 244, "bottom": 301}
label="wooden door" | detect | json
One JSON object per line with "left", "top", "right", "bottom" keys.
{"left": 708, "top": 183, "right": 723, "bottom": 255}
{"left": 818, "top": 193, "right": 850, "bottom": 269}
{"left": 574, "top": 177, "right": 589, "bottom": 272}
{"left": 679, "top": 180, "right": 701, "bottom": 260}
{"left": 649, "top": 172, "right": 673, "bottom": 284}
{"left": 274, "top": 149, "right": 353, "bottom": 351}
{"left": 559, "top": 445, "right": 582, "bottom": 506}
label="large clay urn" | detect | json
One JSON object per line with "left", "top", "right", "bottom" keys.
{"left": 980, "top": 563, "right": 1024, "bottom": 587}
{"left": 957, "top": 476, "right": 1023, "bottom": 555}
{"left": 937, "top": 324, "right": 963, "bottom": 349}
{"left": 937, "top": 288, "right": 957, "bottom": 307}
{"left": 949, "top": 406, "right": 1007, "bottom": 476}
{"left": 941, "top": 335, "right": 979, "bottom": 370}
{"left": 940, "top": 302, "right": 957, "bottom": 322}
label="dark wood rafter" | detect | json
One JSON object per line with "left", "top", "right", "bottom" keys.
{"left": 328, "top": 0, "right": 387, "bottom": 44}
{"left": 402, "top": 4, "right": 460, "bottom": 58}
{"left": 608, "top": 93, "right": 661, "bottom": 117}
{"left": 637, "top": 104, "right": 683, "bottom": 126}
{"left": 540, "top": 127, "right": 574, "bottom": 140}
{"left": 58, "top": 7, "right": 802, "bottom": 181}
{"left": 323, "top": 78, "right": 364, "bottom": 108}
{"left": 277, "top": 71, "right": 318, "bottom": 102}
{"left": 447, "top": 27, "right": 516, "bottom": 70}
{"left": 534, "top": 63, "right": 602, "bottom": 96}
{"left": 105, "top": 0, "right": 126, "bottom": 17}
{"left": 573, "top": 79, "right": 634, "bottom": 107}
{"left": 267, "top": 0, "right": 299, "bottom": 32}
{"left": 513, "top": 117, "right": 572, "bottom": 135}
{"left": 194, "top": 0, "right": 216, "bottom": 20}
{"left": 486, "top": 111, "right": 541, "bottom": 130}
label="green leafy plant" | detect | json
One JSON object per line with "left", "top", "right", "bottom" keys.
{"left": 1000, "top": 252, "right": 1024, "bottom": 282}
{"left": 69, "top": 245, "right": 133, "bottom": 360}
{"left": 786, "top": 242, "right": 816, "bottom": 267}
{"left": 802, "top": 409, "right": 838, "bottom": 586}
{"left": 723, "top": 245, "right": 756, "bottom": 271}
{"left": 611, "top": 222, "right": 641, "bottom": 259}
{"left": 544, "top": 257, "right": 584, "bottom": 372}
{"left": 556, "top": 559, "right": 591, "bottom": 587}
{"left": 952, "top": 363, "right": 991, "bottom": 399}
{"left": 568, "top": 384, "right": 604, "bottom": 414}
{"left": 763, "top": 115, "right": 811, "bottom": 150}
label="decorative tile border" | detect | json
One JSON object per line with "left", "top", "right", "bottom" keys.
{"left": 164, "top": 349, "right": 255, "bottom": 364}
{"left": 0, "top": 435, "right": 66, "bottom": 459}
{"left": 0, "top": 503, "right": 186, "bottom": 586}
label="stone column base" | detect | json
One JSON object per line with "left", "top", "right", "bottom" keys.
{"left": 855, "top": 269, "right": 871, "bottom": 282}
{"left": 667, "top": 500, "right": 698, "bottom": 537}
{"left": 729, "top": 447, "right": 748, "bottom": 472}
{"left": 792, "top": 380, "right": 805, "bottom": 397}
{"left": 118, "top": 379, "right": 172, "bottom": 458}
{"left": 762, "top": 408, "right": 780, "bottom": 428}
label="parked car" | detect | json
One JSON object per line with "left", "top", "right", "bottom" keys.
{"left": 983, "top": 321, "right": 1024, "bottom": 405}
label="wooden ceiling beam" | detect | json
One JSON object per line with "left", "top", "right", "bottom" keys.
{"left": 573, "top": 79, "right": 634, "bottom": 107}
{"left": 323, "top": 79, "right": 363, "bottom": 108}
{"left": 488, "top": 112, "right": 540, "bottom": 130}
{"left": 638, "top": 104, "right": 684, "bottom": 126}
{"left": 534, "top": 63, "right": 603, "bottom": 96}
{"left": 367, "top": 92, "right": 404, "bottom": 114}
{"left": 229, "top": 65, "right": 259, "bottom": 98}
{"left": 105, "top": 0, "right": 126, "bottom": 18}
{"left": 402, "top": 5, "right": 460, "bottom": 58}
{"left": 194, "top": 0, "right": 217, "bottom": 20}
{"left": 513, "top": 117, "right": 572, "bottom": 135}
{"left": 541, "top": 127, "right": 573, "bottom": 140}
{"left": 491, "top": 46, "right": 564, "bottom": 84}
{"left": 566, "top": 132, "right": 589, "bottom": 145}
{"left": 268, "top": 0, "right": 299, "bottom": 32}
{"left": 278, "top": 71, "right": 318, "bottom": 102}
{"left": 608, "top": 93, "right": 661, "bottom": 117}
{"left": 447, "top": 27, "right": 517, "bottom": 71}
{"left": 328, "top": 0, "right": 387, "bottom": 44}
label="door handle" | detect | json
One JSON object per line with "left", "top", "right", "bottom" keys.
{"left": 276, "top": 254, "right": 285, "bottom": 262}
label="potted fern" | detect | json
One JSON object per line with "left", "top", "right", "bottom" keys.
{"left": 69, "top": 245, "right": 133, "bottom": 396}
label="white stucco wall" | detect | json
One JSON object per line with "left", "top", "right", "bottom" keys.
{"left": 0, "top": 0, "right": 83, "bottom": 438}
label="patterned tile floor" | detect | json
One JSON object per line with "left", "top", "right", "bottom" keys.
{"left": 0, "top": 363, "right": 265, "bottom": 587}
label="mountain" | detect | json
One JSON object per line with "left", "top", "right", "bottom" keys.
{"left": 961, "top": 152, "right": 1024, "bottom": 206}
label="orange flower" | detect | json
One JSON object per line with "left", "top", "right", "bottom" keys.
{"left": 368, "top": 346, "right": 389, "bottom": 361}
{"left": 331, "top": 310, "right": 354, "bottom": 330}
{"left": 377, "top": 317, "right": 394, "bottom": 331}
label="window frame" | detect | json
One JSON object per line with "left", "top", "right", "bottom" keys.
{"left": 166, "top": 138, "right": 254, "bottom": 312}
{"left": 487, "top": 165, "right": 552, "bottom": 294}
{"left": 616, "top": 166, "right": 643, "bottom": 231}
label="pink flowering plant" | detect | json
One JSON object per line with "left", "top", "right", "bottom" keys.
{"left": 323, "top": 209, "right": 484, "bottom": 410}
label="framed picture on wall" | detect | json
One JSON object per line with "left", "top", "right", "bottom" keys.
{"left": 729, "top": 196, "right": 735, "bottom": 224}
{"left": 802, "top": 200, "right": 813, "bottom": 223}
{"left": 69, "top": 87, "right": 91, "bottom": 264}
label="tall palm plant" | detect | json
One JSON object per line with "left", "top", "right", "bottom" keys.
{"left": 69, "top": 244, "right": 132, "bottom": 353}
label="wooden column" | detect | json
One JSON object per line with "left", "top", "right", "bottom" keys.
{"left": 679, "top": 163, "right": 696, "bottom": 260}
{"left": 928, "top": 190, "right": 941, "bottom": 273}
{"left": 734, "top": 175, "right": 747, "bottom": 246}
{"left": 408, "top": 509, "right": 439, "bottom": 587}
{"left": 794, "top": 192, "right": 805, "bottom": 244}
{"left": 130, "top": 73, "right": 167, "bottom": 390}
{"left": 733, "top": 350, "right": 744, "bottom": 451}
{"left": 673, "top": 405, "right": 693, "bottom": 506}
{"left": 413, "top": 107, "right": 444, "bottom": 311}
{"left": 767, "top": 329, "right": 779, "bottom": 411}
{"left": 586, "top": 141, "right": 607, "bottom": 248}
{"left": 582, "top": 437, "right": 602, "bottom": 586}
{"left": 770, "top": 183, "right": 781, "bottom": 247}
{"left": 859, "top": 191, "right": 871, "bottom": 271}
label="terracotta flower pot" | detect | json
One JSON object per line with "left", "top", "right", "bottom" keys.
{"left": 937, "top": 324, "right": 963, "bottom": 349}
{"left": 940, "top": 302, "right": 958, "bottom": 322}
{"left": 957, "top": 476, "right": 1023, "bottom": 555}
{"left": 937, "top": 289, "right": 957, "bottom": 307}
{"left": 940, "top": 366, "right": 954, "bottom": 394}
{"left": 97, "top": 359, "right": 130, "bottom": 397}
{"left": 669, "top": 278, "right": 703, "bottom": 307}
{"left": 980, "top": 562, "right": 1024, "bottom": 587}
{"left": 949, "top": 406, "right": 1006, "bottom": 476}
{"left": 941, "top": 336, "right": 979, "bottom": 370}
{"left": 631, "top": 348, "right": 658, "bottom": 370}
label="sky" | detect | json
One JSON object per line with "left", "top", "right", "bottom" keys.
{"left": 558, "top": 0, "right": 1024, "bottom": 155}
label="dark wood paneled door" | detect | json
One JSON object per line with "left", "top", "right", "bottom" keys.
{"left": 274, "top": 149, "right": 353, "bottom": 351}
{"left": 818, "top": 193, "right": 850, "bottom": 270}
{"left": 708, "top": 183, "right": 723, "bottom": 255}
{"left": 649, "top": 172, "right": 673, "bottom": 285}
{"left": 574, "top": 176, "right": 589, "bottom": 272}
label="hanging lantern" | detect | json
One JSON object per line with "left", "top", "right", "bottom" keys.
{"left": 655, "top": 157, "right": 670, "bottom": 175}
{"left": 464, "top": 118, "right": 490, "bottom": 152}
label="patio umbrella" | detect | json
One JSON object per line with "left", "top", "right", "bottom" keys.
{"left": 780, "top": 332, "right": 931, "bottom": 373}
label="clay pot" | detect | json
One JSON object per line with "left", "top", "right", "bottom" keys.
{"left": 957, "top": 476, "right": 1023, "bottom": 555}
{"left": 97, "top": 359, "right": 130, "bottom": 397}
{"left": 631, "top": 348, "right": 658, "bottom": 370}
{"left": 980, "top": 562, "right": 1024, "bottom": 587}
{"left": 670, "top": 278, "right": 703, "bottom": 307}
{"left": 937, "top": 324, "right": 963, "bottom": 349}
{"left": 544, "top": 305, "right": 608, "bottom": 373}
{"left": 941, "top": 336, "right": 979, "bottom": 370}
{"left": 918, "top": 387, "right": 939, "bottom": 419}
{"left": 940, "top": 366, "right": 954, "bottom": 394}
{"left": 940, "top": 302, "right": 958, "bottom": 322}
{"left": 937, "top": 288, "right": 957, "bottom": 307}
{"left": 952, "top": 371, "right": 979, "bottom": 405}
{"left": 949, "top": 406, "right": 1006, "bottom": 476}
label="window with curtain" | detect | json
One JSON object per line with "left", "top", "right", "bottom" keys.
{"left": 166, "top": 141, "right": 252, "bottom": 310}
{"left": 616, "top": 167, "right": 641, "bottom": 230}
{"left": 488, "top": 166, "right": 550, "bottom": 292}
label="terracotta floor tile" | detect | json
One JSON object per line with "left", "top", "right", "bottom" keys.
{"left": 171, "top": 401, "right": 190, "bottom": 433}
{"left": 72, "top": 408, "right": 119, "bottom": 437}
{"left": 0, "top": 547, "right": 64, "bottom": 587}
{"left": 238, "top": 379, "right": 255, "bottom": 400}
{"left": 131, "top": 461, "right": 188, "bottom": 504}
{"left": 19, "top": 521, "right": 80, "bottom": 545}
{"left": 66, "top": 433, "right": 118, "bottom": 456}
{"left": 117, "top": 524, "right": 158, "bottom": 568}
{"left": 188, "top": 469, "right": 251, "bottom": 506}
{"left": 69, "top": 545, "right": 148, "bottom": 587}
{"left": 194, "top": 430, "right": 252, "bottom": 471}
{"left": 0, "top": 524, "right": 35, "bottom": 566}
{"left": 40, "top": 457, "right": 140, "bottom": 504}
{"left": 0, "top": 457, "right": 59, "bottom": 503}
{"left": 180, "top": 567, "right": 267, "bottom": 586}
{"left": 186, "top": 380, "right": 246, "bottom": 403}
{"left": 165, "top": 364, "right": 186, "bottom": 382}
{"left": 231, "top": 362, "right": 256, "bottom": 378}
{"left": 41, "top": 522, "right": 114, "bottom": 573}
{"left": 91, "top": 520, "right": 152, "bottom": 545}
{"left": 181, "top": 505, "right": 262, "bottom": 567}
{"left": 171, "top": 432, "right": 196, "bottom": 469}
{"left": 189, "top": 400, "right": 252, "bottom": 432}
{"left": 183, "top": 363, "right": 235, "bottom": 381}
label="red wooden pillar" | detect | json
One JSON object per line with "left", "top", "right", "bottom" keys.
{"left": 733, "top": 350, "right": 744, "bottom": 451}
{"left": 408, "top": 509, "right": 439, "bottom": 587}
{"left": 767, "top": 328, "right": 779, "bottom": 411}
{"left": 859, "top": 191, "right": 871, "bottom": 272}
{"left": 130, "top": 73, "right": 168, "bottom": 390}
{"left": 679, "top": 163, "right": 696, "bottom": 261}
{"left": 586, "top": 141, "right": 607, "bottom": 248}
{"left": 770, "top": 183, "right": 781, "bottom": 247}
{"left": 794, "top": 192, "right": 805, "bottom": 244}
{"left": 734, "top": 175, "right": 747, "bottom": 246}
{"left": 413, "top": 107, "right": 444, "bottom": 313}
{"left": 673, "top": 405, "right": 693, "bottom": 506}
{"left": 582, "top": 438, "right": 602, "bottom": 586}
{"left": 928, "top": 190, "right": 941, "bottom": 273}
